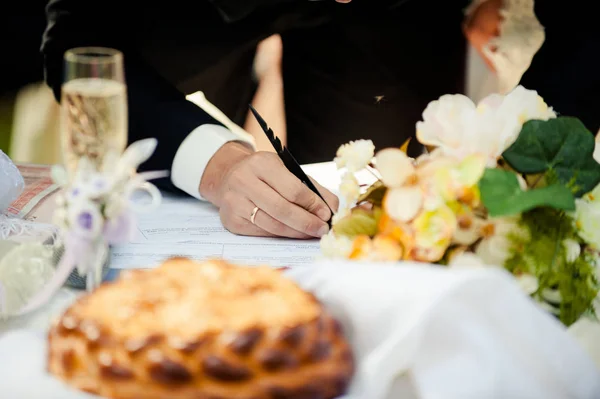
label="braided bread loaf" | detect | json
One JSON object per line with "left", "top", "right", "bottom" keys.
{"left": 47, "top": 258, "right": 354, "bottom": 399}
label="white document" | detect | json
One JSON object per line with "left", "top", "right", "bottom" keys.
{"left": 110, "top": 162, "right": 375, "bottom": 270}
{"left": 110, "top": 196, "right": 322, "bottom": 269}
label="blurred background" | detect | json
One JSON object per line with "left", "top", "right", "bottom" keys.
{"left": 0, "top": 2, "right": 495, "bottom": 164}
{"left": 1, "top": 1, "right": 49, "bottom": 158}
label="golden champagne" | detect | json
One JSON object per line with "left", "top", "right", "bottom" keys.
{"left": 61, "top": 78, "right": 127, "bottom": 175}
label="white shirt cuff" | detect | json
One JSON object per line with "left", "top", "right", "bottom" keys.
{"left": 171, "top": 124, "right": 255, "bottom": 200}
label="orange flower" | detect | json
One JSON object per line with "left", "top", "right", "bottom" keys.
{"left": 378, "top": 212, "right": 415, "bottom": 259}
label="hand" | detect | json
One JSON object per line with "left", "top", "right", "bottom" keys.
{"left": 200, "top": 142, "right": 339, "bottom": 239}
{"left": 463, "top": 0, "right": 503, "bottom": 72}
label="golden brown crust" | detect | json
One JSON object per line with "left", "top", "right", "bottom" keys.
{"left": 47, "top": 258, "right": 354, "bottom": 399}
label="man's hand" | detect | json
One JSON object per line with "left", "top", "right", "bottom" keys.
{"left": 200, "top": 142, "right": 339, "bottom": 239}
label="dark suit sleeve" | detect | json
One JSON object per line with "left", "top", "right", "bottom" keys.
{"left": 520, "top": 2, "right": 600, "bottom": 133}
{"left": 41, "top": 0, "right": 225, "bottom": 190}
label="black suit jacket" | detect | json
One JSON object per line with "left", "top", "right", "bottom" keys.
{"left": 41, "top": 0, "right": 600, "bottom": 187}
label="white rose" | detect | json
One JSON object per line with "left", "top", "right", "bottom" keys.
{"left": 415, "top": 86, "right": 556, "bottom": 167}
{"left": 416, "top": 94, "right": 476, "bottom": 152}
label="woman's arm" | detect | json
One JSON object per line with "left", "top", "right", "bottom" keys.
{"left": 244, "top": 34, "right": 287, "bottom": 152}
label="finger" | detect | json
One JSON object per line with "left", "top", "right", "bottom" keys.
{"left": 250, "top": 179, "right": 329, "bottom": 238}
{"left": 224, "top": 215, "right": 278, "bottom": 237}
{"left": 256, "top": 162, "right": 332, "bottom": 222}
{"left": 240, "top": 199, "right": 313, "bottom": 239}
{"left": 309, "top": 177, "right": 340, "bottom": 212}
{"left": 219, "top": 189, "right": 275, "bottom": 237}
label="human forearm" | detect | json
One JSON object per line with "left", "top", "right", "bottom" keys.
{"left": 244, "top": 74, "right": 286, "bottom": 152}
{"left": 244, "top": 34, "right": 286, "bottom": 151}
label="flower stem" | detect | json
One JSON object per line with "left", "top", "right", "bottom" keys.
{"left": 529, "top": 173, "right": 545, "bottom": 189}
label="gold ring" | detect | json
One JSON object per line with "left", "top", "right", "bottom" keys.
{"left": 250, "top": 206, "right": 260, "bottom": 225}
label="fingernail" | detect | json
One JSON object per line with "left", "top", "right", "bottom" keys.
{"left": 317, "top": 224, "right": 329, "bottom": 237}
{"left": 317, "top": 207, "right": 331, "bottom": 221}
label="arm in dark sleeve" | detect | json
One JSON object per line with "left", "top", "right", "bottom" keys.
{"left": 41, "top": 0, "right": 251, "bottom": 194}
{"left": 520, "top": 2, "right": 600, "bottom": 133}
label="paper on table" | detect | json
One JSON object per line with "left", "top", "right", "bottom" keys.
{"left": 110, "top": 196, "right": 322, "bottom": 269}
{"left": 302, "top": 162, "right": 378, "bottom": 196}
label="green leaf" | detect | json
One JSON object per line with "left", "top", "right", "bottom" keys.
{"left": 332, "top": 208, "right": 382, "bottom": 238}
{"left": 479, "top": 168, "right": 575, "bottom": 217}
{"left": 502, "top": 117, "right": 600, "bottom": 196}
{"left": 505, "top": 208, "right": 599, "bottom": 326}
{"left": 357, "top": 180, "right": 387, "bottom": 206}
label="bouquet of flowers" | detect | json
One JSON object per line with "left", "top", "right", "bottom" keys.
{"left": 322, "top": 86, "right": 600, "bottom": 327}
{"left": 0, "top": 139, "right": 164, "bottom": 318}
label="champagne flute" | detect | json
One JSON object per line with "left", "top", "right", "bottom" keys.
{"left": 60, "top": 47, "right": 127, "bottom": 292}
{"left": 61, "top": 47, "right": 128, "bottom": 177}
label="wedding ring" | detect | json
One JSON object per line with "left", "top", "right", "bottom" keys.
{"left": 250, "top": 206, "right": 260, "bottom": 225}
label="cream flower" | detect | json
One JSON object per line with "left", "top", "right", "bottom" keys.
{"left": 320, "top": 231, "right": 354, "bottom": 259}
{"left": 452, "top": 213, "right": 486, "bottom": 246}
{"left": 384, "top": 186, "right": 423, "bottom": 222}
{"left": 346, "top": 235, "right": 403, "bottom": 262}
{"left": 573, "top": 190, "right": 600, "bottom": 249}
{"left": 516, "top": 274, "right": 539, "bottom": 295}
{"left": 562, "top": 238, "right": 581, "bottom": 263}
{"left": 416, "top": 94, "right": 476, "bottom": 150}
{"left": 416, "top": 86, "right": 555, "bottom": 167}
{"left": 334, "top": 139, "right": 375, "bottom": 173}
{"left": 475, "top": 216, "right": 527, "bottom": 267}
{"left": 339, "top": 173, "right": 360, "bottom": 203}
{"left": 496, "top": 85, "right": 556, "bottom": 126}
{"left": 418, "top": 154, "right": 485, "bottom": 211}
{"left": 412, "top": 206, "right": 457, "bottom": 262}
{"left": 375, "top": 148, "right": 415, "bottom": 188}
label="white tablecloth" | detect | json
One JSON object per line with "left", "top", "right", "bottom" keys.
{"left": 0, "top": 164, "right": 600, "bottom": 399}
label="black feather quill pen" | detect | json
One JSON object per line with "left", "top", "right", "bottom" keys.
{"left": 249, "top": 105, "right": 333, "bottom": 226}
